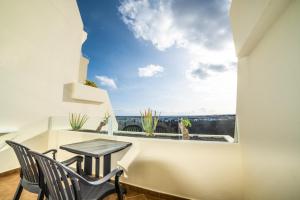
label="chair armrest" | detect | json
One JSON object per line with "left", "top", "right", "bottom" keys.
{"left": 61, "top": 155, "right": 83, "bottom": 166}
{"left": 72, "top": 167, "right": 125, "bottom": 199}
{"left": 61, "top": 156, "right": 83, "bottom": 175}
{"left": 83, "top": 167, "right": 123, "bottom": 186}
{"left": 42, "top": 149, "right": 57, "bottom": 160}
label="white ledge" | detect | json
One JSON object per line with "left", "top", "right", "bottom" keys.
{"left": 0, "top": 128, "right": 18, "bottom": 134}
{"left": 64, "top": 83, "right": 107, "bottom": 104}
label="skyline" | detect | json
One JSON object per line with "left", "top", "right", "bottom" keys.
{"left": 77, "top": 0, "right": 237, "bottom": 116}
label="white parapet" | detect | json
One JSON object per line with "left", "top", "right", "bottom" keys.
{"left": 64, "top": 82, "right": 108, "bottom": 104}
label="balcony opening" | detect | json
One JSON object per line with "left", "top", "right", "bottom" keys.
{"left": 77, "top": 0, "right": 237, "bottom": 142}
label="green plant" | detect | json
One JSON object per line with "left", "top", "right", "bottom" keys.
{"left": 85, "top": 80, "right": 98, "bottom": 88}
{"left": 180, "top": 118, "right": 191, "bottom": 140}
{"left": 181, "top": 118, "right": 192, "bottom": 128}
{"left": 140, "top": 108, "right": 159, "bottom": 136}
{"left": 96, "top": 112, "right": 111, "bottom": 132}
{"left": 69, "top": 113, "right": 88, "bottom": 130}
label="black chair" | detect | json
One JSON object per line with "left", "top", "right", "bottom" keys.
{"left": 6, "top": 140, "right": 83, "bottom": 200}
{"left": 30, "top": 150, "right": 124, "bottom": 200}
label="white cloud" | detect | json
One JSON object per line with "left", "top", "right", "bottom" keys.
{"left": 119, "top": 0, "right": 233, "bottom": 50}
{"left": 186, "top": 63, "right": 230, "bottom": 81}
{"left": 119, "top": 0, "right": 237, "bottom": 80}
{"left": 118, "top": 0, "right": 237, "bottom": 115}
{"left": 138, "top": 64, "right": 164, "bottom": 77}
{"left": 95, "top": 76, "right": 117, "bottom": 89}
{"left": 119, "top": 0, "right": 185, "bottom": 51}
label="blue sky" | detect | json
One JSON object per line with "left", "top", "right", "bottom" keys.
{"left": 77, "top": 0, "right": 237, "bottom": 116}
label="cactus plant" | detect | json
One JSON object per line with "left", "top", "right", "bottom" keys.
{"left": 140, "top": 108, "right": 159, "bottom": 136}
{"left": 69, "top": 113, "right": 88, "bottom": 130}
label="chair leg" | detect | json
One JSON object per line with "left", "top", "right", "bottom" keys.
{"left": 115, "top": 175, "right": 124, "bottom": 200}
{"left": 37, "top": 190, "right": 44, "bottom": 200}
{"left": 116, "top": 190, "right": 124, "bottom": 200}
{"left": 13, "top": 180, "right": 23, "bottom": 200}
{"left": 122, "top": 187, "right": 127, "bottom": 195}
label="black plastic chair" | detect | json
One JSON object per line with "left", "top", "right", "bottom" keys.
{"left": 30, "top": 150, "right": 124, "bottom": 200}
{"left": 6, "top": 140, "right": 83, "bottom": 200}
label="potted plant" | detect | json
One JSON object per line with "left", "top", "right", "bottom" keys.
{"left": 140, "top": 108, "right": 159, "bottom": 136}
{"left": 96, "top": 113, "right": 110, "bottom": 132}
{"left": 179, "top": 118, "right": 192, "bottom": 140}
{"left": 85, "top": 80, "right": 98, "bottom": 88}
{"left": 69, "top": 113, "right": 88, "bottom": 131}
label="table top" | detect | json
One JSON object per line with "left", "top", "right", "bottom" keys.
{"left": 60, "top": 138, "right": 132, "bottom": 157}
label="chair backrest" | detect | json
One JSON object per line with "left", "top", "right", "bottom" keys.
{"left": 6, "top": 140, "right": 39, "bottom": 184}
{"left": 30, "top": 150, "right": 80, "bottom": 200}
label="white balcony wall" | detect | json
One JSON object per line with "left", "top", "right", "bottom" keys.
{"left": 0, "top": 0, "right": 116, "bottom": 171}
{"left": 79, "top": 56, "right": 89, "bottom": 83}
{"left": 48, "top": 130, "right": 244, "bottom": 200}
{"left": 231, "top": 0, "right": 300, "bottom": 199}
{"left": 65, "top": 82, "right": 109, "bottom": 103}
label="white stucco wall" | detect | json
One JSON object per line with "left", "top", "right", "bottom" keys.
{"left": 0, "top": 0, "right": 116, "bottom": 171}
{"left": 48, "top": 130, "right": 244, "bottom": 200}
{"left": 231, "top": 0, "right": 300, "bottom": 199}
{"left": 0, "top": 0, "right": 117, "bottom": 135}
{"left": 79, "top": 56, "right": 89, "bottom": 83}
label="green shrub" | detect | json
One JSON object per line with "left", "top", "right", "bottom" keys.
{"left": 69, "top": 113, "right": 88, "bottom": 130}
{"left": 85, "top": 80, "right": 98, "bottom": 88}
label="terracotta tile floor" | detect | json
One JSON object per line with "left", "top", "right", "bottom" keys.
{"left": 0, "top": 173, "right": 162, "bottom": 200}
